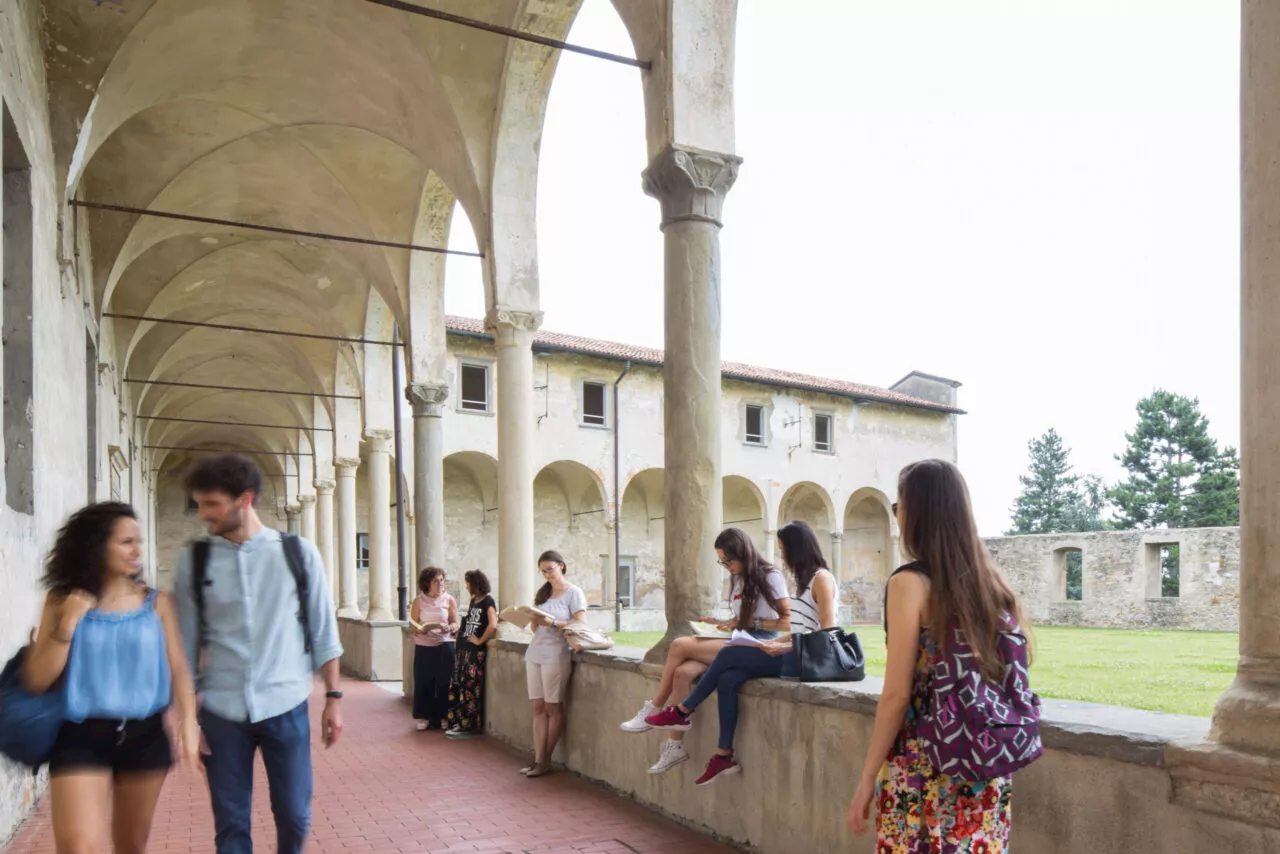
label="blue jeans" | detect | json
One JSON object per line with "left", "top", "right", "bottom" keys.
{"left": 200, "top": 702, "right": 313, "bottom": 854}
{"left": 681, "top": 644, "right": 798, "bottom": 751}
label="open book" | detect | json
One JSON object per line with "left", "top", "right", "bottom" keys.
{"left": 498, "top": 605, "right": 554, "bottom": 630}
{"left": 407, "top": 615, "right": 443, "bottom": 632}
{"left": 690, "top": 620, "right": 731, "bottom": 639}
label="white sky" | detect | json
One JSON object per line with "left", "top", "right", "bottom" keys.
{"left": 444, "top": 1, "right": 1241, "bottom": 537}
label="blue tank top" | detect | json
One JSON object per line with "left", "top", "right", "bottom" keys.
{"left": 64, "top": 589, "right": 171, "bottom": 722}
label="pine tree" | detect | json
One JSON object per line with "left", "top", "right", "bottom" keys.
{"left": 1007, "top": 429, "right": 1102, "bottom": 534}
{"left": 1108, "top": 390, "right": 1239, "bottom": 529}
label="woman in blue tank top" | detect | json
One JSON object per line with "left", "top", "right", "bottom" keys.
{"left": 21, "top": 502, "right": 198, "bottom": 854}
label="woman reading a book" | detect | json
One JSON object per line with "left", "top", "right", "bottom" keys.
{"left": 445, "top": 569, "right": 498, "bottom": 739}
{"left": 411, "top": 567, "right": 459, "bottom": 731}
{"left": 521, "top": 550, "right": 587, "bottom": 778}
{"left": 619, "top": 527, "right": 791, "bottom": 778}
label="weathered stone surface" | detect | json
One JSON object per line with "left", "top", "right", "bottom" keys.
{"left": 986, "top": 527, "right": 1240, "bottom": 631}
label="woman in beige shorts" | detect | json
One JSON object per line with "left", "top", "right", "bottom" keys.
{"left": 521, "top": 549, "right": 586, "bottom": 778}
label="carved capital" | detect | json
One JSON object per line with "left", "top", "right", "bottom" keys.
{"left": 334, "top": 457, "right": 361, "bottom": 475}
{"left": 285, "top": 505, "right": 301, "bottom": 518}
{"left": 314, "top": 479, "right": 336, "bottom": 494}
{"left": 364, "top": 429, "right": 393, "bottom": 454}
{"left": 299, "top": 495, "right": 316, "bottom": 507}
{"left": 485, "top": 307, "right": 543, "bottom": 348}
{"left": 406, "top": 382, "right": 450, "bottom": 417}
{"left": 642, "top": 146, "right": 742, "bottom": 228}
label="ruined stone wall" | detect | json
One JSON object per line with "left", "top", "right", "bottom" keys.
{"left": 985, "top": 528, "right": 1240, "bottom": 632}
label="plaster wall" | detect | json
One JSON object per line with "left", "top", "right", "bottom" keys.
{"left": 986, "top": 527, "right": 1240, "bottom": 631}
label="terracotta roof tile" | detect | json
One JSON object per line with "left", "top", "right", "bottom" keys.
{"left": 445, "top": 315, "right": 963, "bottom": 414}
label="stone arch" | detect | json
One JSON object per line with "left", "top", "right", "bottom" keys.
{"left": 778, "top": 481, "right": 837, "bottom": 563}
{"left": 619, "top": 468, "right": 665, "bottom": 609}
{"left": 723, "top": 474, "right": 768, "bottom": 553}
{"left": 535, "top": 460, "right": 609, "bottom": 606}
{"left": 843, "top": 487, "right": 894, "bottom": 584}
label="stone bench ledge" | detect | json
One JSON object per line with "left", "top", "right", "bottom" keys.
{"left": 492, "top": 637, "right": 1211, "bottom": 767}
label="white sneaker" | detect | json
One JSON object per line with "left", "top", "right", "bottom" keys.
{"left": 648, "top": 739, "right": 690, "bottom": 775}
{"left": 621, "top": 700, "right": 659, "bottom": 733}
{"left": 415, "top": 721, "right": 428, "bottom": 731}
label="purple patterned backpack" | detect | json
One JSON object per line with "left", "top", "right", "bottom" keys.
{"left": 920, "top": 618, "right": 1044, "bottom": 779}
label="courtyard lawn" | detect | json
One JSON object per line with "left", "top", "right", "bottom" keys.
{"left": 611, "top": 626, "right": 1238, "bottom": 717}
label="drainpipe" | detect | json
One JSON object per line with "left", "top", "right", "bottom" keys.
{"left": 392, "top": 323, "right": 409, "bottom": 622}
{"left": 613, "top": 360, "right": 632, "bottom": 632}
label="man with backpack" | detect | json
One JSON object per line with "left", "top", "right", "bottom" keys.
{"left": 173, "top": 453, "right": 344, "bottom": 854}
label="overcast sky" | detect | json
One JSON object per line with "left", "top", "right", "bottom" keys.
{"left": 444, "top": 1, "right": 1241, "bottom": 537}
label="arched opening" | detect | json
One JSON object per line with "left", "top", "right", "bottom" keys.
{"left": 619, "top": 468, "right": 665, "bottom": 610}
{"left": 534, "top": 460, "right": 609, "bottom": 607}
{"left": 723, "top": 475, "right": 768, "bottom": 554}
{"left": 443, "top": 452, "right": 499, "bottom": 600}
{"left": 843, "top": 491, "right": 893, "bottom": 585}
{"left": 777, "top": 481, "right": 835, "bottom": 564}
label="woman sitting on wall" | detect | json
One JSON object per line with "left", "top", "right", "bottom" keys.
{"left": 445, "top": 569, "right": 498, "bottom": 739}
{"left": 22, "top": 502, "right": 199, "bottom": 854}
{"left": 521, "top": 550, "right": 587, "bottom": 778}
{"left": 620, "top": 527, "right": 791, "bottom": 776}
{"left": 643, "top": 519, "right": 837, "bottom": 785}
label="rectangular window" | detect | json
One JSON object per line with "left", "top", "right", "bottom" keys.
{"left": 814, "top": 413, "right": 833, "bottom": 452}
{"left": 460, "top": 363, "right": 489, "bottom": 412}
{"left": 745, "top": 405, "right": 765, "bottom": 445}
{"left": 1144, "top": 542, "right": 1180, "bottom": 598}
{"left": 582, "top": 381, "right": 606, "bottom": 426}
{"left": 357, "top": 533, "right": 370, "bottom": 571}
{"left": 616, "top": 559, "right": 635, "bottom": 608}
{"left": 3, "top": 101, "right": 34, "bottom": 515}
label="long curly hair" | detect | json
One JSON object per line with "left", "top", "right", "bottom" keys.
{"left": 42, "top": 502, "right": 138, "bottom": 597}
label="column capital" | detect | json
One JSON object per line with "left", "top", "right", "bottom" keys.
{"left": 830, "top": 532, "right": 844, "bottom": 542}
{"left": 314, "top": 479, "right": 336, "bottom": 494}
{"left": 406, "top": 382, "right": 450, "bottom": 417}
{"left": 485, "top": 307, "right": 543, "bottom": 347}
{"left": 285, "top": 505, "right": 301, "bottom": 518}
{"left": 642, "top": 146, "right": 742, "bottom": 229}
{"left": 334, "top": 457, "right": 361, "bottom": 474}
{"left": 298, "top": 494, "right": 316, "bottom": 507}
{"left": 364, "top": 429, "right": 393, "bottom": 454}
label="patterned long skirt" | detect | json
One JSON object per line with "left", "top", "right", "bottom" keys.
{"left": 876, "top": 735, "right": 1012, "bottom": 853}
{"left": 446, "top": 641, "right": 488, "bottom": 733}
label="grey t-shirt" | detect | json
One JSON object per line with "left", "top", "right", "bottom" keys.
{"left": 524, "top": 584, "right": 588, "bottom": 664}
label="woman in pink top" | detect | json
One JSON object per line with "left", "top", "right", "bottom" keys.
{"left": 411, "top": 567, "right": 459, "bottom": 731}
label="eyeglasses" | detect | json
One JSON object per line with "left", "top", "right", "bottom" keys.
{"left": 717, "top": 558, "right": 734, "bottom": 567}
{"left": 538, "top": 565, "right": 559, "bottom": 575}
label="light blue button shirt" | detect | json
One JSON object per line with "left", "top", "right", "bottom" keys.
{"left": 173, "top": 527, "right": 343, "bottom": 724}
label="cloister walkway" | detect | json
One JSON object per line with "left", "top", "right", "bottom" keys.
{"left": 6, "top": 681, "right": 733, "bottom": 854}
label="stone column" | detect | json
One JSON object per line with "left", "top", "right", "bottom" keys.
{"left": 299, "top": 495, "right": 316, "bottom": 542}
{"left": 407, "top": 382, "right": 450, "bottom": 573}
{"left": 365, "top": 430, "right": 394, "bottom": 622}
{"left": 487, "top": 308, "right": 541, "bottom": 611}
{"left": 334, "top": 459, "right": 360, "bottom": 618}
{"left": 1166, "top": 3, "right": 1280, "bottom": 829}
{"left": 642, "top": 147, "right": 740, "bottom": 661}
{"left": 830, "top": 532, "right": 844, "bottom": 579}
{"left": 285, "top": 506, "right": 301, "bottom": 535}
{"left": 763, "top": 529, "right": 777, "bottom": 563}
{"left": 315, "top": 480, "right": 336, "bottom": 599}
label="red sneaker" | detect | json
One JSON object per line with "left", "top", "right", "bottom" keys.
{"left": 643, "top": 705, "right": 692, "bottom": 731}
{"left": 695, "top": 753, "right": 740, "bottom": 786}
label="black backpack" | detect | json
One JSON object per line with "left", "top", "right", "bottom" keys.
{"left": 191, "top": 533, "right": 312, "bottom": 658}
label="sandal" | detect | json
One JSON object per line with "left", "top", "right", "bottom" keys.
{"left": 519, "top": 762, "right": 537, "bottom": 775}
{"left": 524, "top": 761, "right": 552, "bottom": 778}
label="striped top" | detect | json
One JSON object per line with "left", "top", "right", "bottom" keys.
{"left": 791, "top": 568, "right": 838, "bottom": 633}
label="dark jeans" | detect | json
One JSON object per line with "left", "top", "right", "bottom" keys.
{"left": 414, "top": 643, "right": 455, "bottom": 724}
{"left": 200, "top": 702, "right": 313, "bottom": 854}
{"left": 681, "top": 644, "right": 798, "bottom": 751}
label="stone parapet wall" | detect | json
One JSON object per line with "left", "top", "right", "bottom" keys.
{"left": 985, "top": 527, "right": 1240, "bottom": 632}
{"left": 483, "top": 641, "right": 1277, "bottom": 853}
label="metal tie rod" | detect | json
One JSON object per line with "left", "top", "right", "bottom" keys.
{"left": 123, "top": 377, "right": 360, "bottom": 400}
{"left": 361, "top": 0, "right": 649, "bottom": 69}
{"left": 105, "top": 312, "right": 402, "bottom": 347}
{"left": 144, "top": 444, "right": 313, "bottom": 458}
{"left": 69, "top": 200, "right": 482, "bottom": 258}
{"left": 136, "top": 415, "right": 334, "bottom": 432}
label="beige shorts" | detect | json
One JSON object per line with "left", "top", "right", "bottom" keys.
{"left": 526, "top": 659, "right": 573, "bottom": 704}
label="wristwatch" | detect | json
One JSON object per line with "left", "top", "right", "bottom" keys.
{"left": 325, "top": 690, "right": 343, "bottom": 700}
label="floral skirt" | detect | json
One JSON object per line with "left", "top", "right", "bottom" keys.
{"left": 446, "top": 642, "right": 487, "bottom": 733}
{"left": 876, "top": 734, "right": 1012, "bottom": 853}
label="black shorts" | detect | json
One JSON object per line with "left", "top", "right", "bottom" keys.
{"left": 48, "top": 713, "right": 173, "bottom": 776}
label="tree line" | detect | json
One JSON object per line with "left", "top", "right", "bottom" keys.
{"left": 1007, "top": 390, "right": 1240, "bottom": 537}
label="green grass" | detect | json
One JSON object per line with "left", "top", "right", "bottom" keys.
{"left": 612, "top": 626, "right": 1238, "bottom": 717}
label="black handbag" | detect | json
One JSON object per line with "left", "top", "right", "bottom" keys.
{"left": 793, "top": 627, "right": 866, "bottom": 682}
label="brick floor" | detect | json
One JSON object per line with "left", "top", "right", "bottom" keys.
{"left": 5, "top": 681, "right": 735, "bottom": 854}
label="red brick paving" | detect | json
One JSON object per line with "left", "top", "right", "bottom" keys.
{"left": 5, "top": 681, "right": 735, "bottom": 854}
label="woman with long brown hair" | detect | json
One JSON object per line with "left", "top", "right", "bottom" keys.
{"left": 622, "top": 527, "right": 790, "bottom": 777}
{"left": 848, "top": 459, "right": 1027, "bottom": 851}
{"left": 521, "top": 550, "right": 586, "bottom": 778}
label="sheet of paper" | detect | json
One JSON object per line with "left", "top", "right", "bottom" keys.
{"left": 726, "top": 629, "right": 766, "bottom": 648}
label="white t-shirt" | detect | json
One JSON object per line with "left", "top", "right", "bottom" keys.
{"left": 729, "top": 569, "right": 791, "bottom": 622}
{"left": 524, "top": 584, "right": 588, "bottom": 664}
